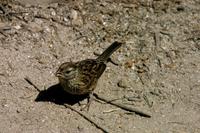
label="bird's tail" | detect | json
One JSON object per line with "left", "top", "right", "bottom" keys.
{"left": 96, "top": 41, "right": 122, "bottom": 62}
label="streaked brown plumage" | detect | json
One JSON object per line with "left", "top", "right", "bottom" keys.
{"left": 56, "top": 41, "right": 122, "bottom": 96}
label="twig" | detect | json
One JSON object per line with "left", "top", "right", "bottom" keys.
{"left": 0, "top": 30, "right": 7, "bottom": 37}
{"left": 93, "top": 93, "right": 151, "bottom": 118}
{"left": 160, "top": 31, "right": 172, "bottom": 37}
{"left": 154, "top": 31, "right": 161, "bottom": 47}
{"left": 168, "top": 121, "right": 185, "bottom": 125}
{"left": 138, "top": 73, "right": 145, "bottom": 85}
{"left": 154, "top": 31, "right": 162, "bottom": 68}
{"left": 143, "top": 93, "right": 153, "bottom": 108}
{"left": 64, "top": 104, "right": 109, "bottom": 133}
{"left": 24, "top": 76, "right": 41, "bottom": 92}
{"left": 0, "top": 26, "right": 11, "bottom": 37}
{"left": 103, "top": 108, "right": 120, "bottom": 113}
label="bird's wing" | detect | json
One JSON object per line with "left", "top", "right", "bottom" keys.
{"left": 78, "top": 59, "right": 106, "bottom": 85}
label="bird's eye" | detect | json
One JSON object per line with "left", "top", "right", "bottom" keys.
{"left": 65, "top": 70, "right": 71, "bottom": 74}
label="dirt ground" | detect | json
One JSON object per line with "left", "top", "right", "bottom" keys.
{"left": 0, "top": 0, "right": 200, "bottom": 132}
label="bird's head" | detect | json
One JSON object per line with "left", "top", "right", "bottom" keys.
{"left": 55, "top": 62, "right": 77, "bottom": 80}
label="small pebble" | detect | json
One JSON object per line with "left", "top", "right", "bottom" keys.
{"left": 117, "top": 79, "right": 129, "bottom": 89}
{"left": 110, "top": 57, "right": 121, "bottom": 66}
{"left": 93, "top": 50, "right": 101, "bottom": 56}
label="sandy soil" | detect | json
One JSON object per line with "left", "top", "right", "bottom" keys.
{"left": 0, "top": 0, "right": 200, "bottom": 132}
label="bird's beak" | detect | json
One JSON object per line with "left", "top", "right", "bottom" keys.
{"left": 55, "top": 71, "right": 62, "bottom": 77}
{"left": 55, "top": 71, "right": 68, "bottom": 79}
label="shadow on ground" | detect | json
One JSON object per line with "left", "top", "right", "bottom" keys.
{"left": 35, "top": 84, "right": 88, "bottom": 105}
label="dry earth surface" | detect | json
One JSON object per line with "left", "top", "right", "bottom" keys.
{"left": 0, "top": 0, "right": 200, "bottom": 132}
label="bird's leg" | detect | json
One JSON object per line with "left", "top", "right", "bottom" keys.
{"left": 81, "top": 92, "right": 94, "bottom": 111}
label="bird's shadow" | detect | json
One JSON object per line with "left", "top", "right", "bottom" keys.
{"left": 35, "top": 84, "right": 88, "bottom": 105}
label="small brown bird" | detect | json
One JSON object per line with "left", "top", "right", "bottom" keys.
{"left": 56, "top": 41, "right": 122, "bottom": 108}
